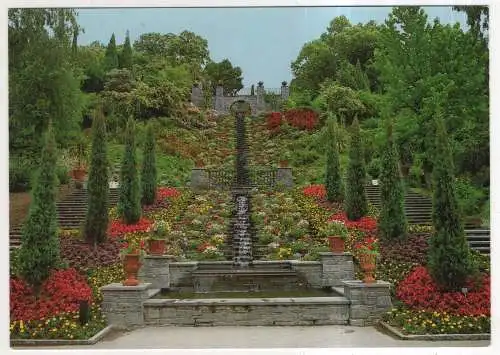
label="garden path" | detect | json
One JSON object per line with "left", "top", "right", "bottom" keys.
{"left": 14, "top": 326, "right": 489, "bottom": 349}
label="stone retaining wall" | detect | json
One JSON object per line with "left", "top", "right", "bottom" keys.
{"left": 143, "top": 297, "right": 350, "bottom": 326}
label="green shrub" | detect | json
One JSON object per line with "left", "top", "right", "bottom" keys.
{"left": 367, "top": 157, "right": 381, "bottom": 179}
{"left": 18, "top": 126, "right": 60, "bottom": 292}
{"left": 9, "top": 156, "right": 34, "bottom": 192}
{"left": 56, "top": 165, "right": 70, "bottom": 185}
{"left": 455, "top": 177, "right": 487, "bottom": 217}
{"left": 141, "top": 122, "right": 157, "bottom": 205}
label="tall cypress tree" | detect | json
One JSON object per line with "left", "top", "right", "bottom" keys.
{"left": 428, "top": 114, "right": 473, "bottom": 291}
{"left": 378, "top": 120, "right": 407, "bottom": 240}
{"left": 345, "top": 116, "right": 368, "bottom": 220}
{"left": 119, "top": 30, "right": 133, "bottom": 70}
{"left": 325, "top": 114, "right": 344, "bottom": 203}
{"left": 84, "top": 108, "right": 109, "bottom": 245}
{"left": 118, "top": 117, "right": 141, "bottom": 224}
{"left": 103, "top": 33, "right": 119, "bottom": 72}
{"left": 18, "top": 124, "right": 60, "bottom": 292}
{"left": 141, "top": 122, "right": 157, "bottom": 205}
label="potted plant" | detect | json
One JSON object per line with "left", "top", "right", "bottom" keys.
{"left": 279, "top": 151, "right": 291, "bottom": 168}
{"left": 119, "top": 239, "right": 147, "bottom": 286}
{"left": 148, "top": 220, "right": 171, "bottom": 256}
{"left": 319, "top": 220, "right": 348, "bottom": 253}
{"left": 70, "top": 135, "right": 89, "bottom": 188}
{"left": 354, "top": 236, "right": 380, "bottom": 284}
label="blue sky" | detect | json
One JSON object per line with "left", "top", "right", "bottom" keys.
{"left": 76, "top": 6, "right": 467, "bottom": 89}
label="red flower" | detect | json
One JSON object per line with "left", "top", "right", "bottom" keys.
{"left": 10, "top": 269, "right": 93, "bottom": 321}
{"left": 396, "top": 266, "right": 490, "bottom": 316}
{"left": 157, "top": 187, "right": 181, "bottom": 200}
{"left": 108, "top": 217, "right": 153, "bottom": 238}
{"left": 328, "top": 212, "right": 377, "bottom": 233}
{"left": 303, "top": 184, "right": 326, "bottom": 199}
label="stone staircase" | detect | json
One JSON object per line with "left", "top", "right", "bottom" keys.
{"left": 9, "top": 188, "right": 120, "bottom": 250}
{"left": 365, "top": 184, "right": 490, "bottom": 254}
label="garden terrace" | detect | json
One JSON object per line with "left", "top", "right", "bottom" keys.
{"left": 9, "top": 188, "right": 120, "bottom": 250}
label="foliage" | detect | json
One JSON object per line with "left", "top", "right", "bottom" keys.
{"left": 344, "top": 117, "right": 368, "bottom": 220}
{"left": 396, "top": 266, "right": 490, "bottom": 316}
{"left": 379, "top": 234, "right": 429, "bottom": 265}
{"left": 60, "top": 237, "right": 120, "bottom": 272}
{"left": 118, "top": 117, "right": 142, "bottom": 224}
{"left": 324, "top": 115, "right": 343, "bottom": 202}
{"left": 204, "top": 59, "right": 244, "bottom": 96}
{"left": 84, "top": 108, "right": 109, "bottom": 245}
{"left": 87, "top": 264, "right": 124, "bottom": 303}
{"left": 318, "top": 82, "right": 365, "bottom": 125}
{"left": 428, "top": 115, "right": 474, "bottom": 291}
{"left": 18, "top": 127, "right": 60, "bottom": 291}
{"left": 141, "top": 122, "right": 157, "bottom": 205}
{"left": 353, "top": 236, "right": 380, "bottom": 256}
{"left": 9, "top": 9, "right": 84, "bottom": 157}
{"left": 10, "top": 268, "right": 93, "bottom": 321}
{"left": 119, "top": 239, "right": 147, "bottom": 257}
{"left": 378, "top": 121, "right": 407, "bottom": 240}
{"left": 329, "top": 212, "right": 377, "bottom": 234}
{"left": 317, "top": 221, "right": 348, "bottom": 239}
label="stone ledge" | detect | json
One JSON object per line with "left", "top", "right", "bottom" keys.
{"left": 143, "top": 296, "right": 350, "bottom": 306}
{"left": 378, "top": 321, "right": 491, "bottom": 341}
{"left": 101, "top": 283, "right": 151, "bottom": 292}
{"left": 10, "top": 325, "right": 114, "bottom": 347}
{"left": 342, "top": 280, "right": 390, "bottom": 288}
{"left": 143, "top": 255, "right": 176, "bottom": 260}
{"left": 319, "top": 252, "right": 353, "bottom": 257}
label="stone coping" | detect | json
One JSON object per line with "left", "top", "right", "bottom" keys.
{"left": 10, "top": 325, "right": 114, "bottom": 347}
{"left": 101, "top": 283, "right": 151, "bottom": 291}
{"left": 319, "top": 252, "right": 353, "bottom": 257}
{"left": 378, "top": 321, "right": 491, "bottom": 341}
{"left": 342, "top": 280, "right": 391, "bottom": 288}
{"left": 144, "top": 296, "right": 350, "bottom": 306}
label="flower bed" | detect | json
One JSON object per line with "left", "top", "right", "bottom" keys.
{"left": 10, "top": 186, "right": 185, "bottom": 341}
{"left": 252, "top": 191, "right": 329, "bottom": 260}
{"left": 299, "top": 183, "right": 491, "bottom": 335}
{"left": 167, "top": 191, "right": 232, "bottom": 260}
{"left": 11, "top": 268, "right": 93, "bottom": 321}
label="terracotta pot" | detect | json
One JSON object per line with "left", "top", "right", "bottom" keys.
{"left": 327, "top": 236, "right": 345, "bottom": 253}
{"left": 72, "top": 168, "right": 87, "bottom": 181}
{"left": 279, "top": 160, "right": 288, "bottom": 168}
{"left": 358, "top": 253, "right": 377, "bottom": 284}
{"left": 148, "top": 239, "right": 166, "bottom": 256}
{"left": 122, "top": 253, "right": 142, "bottom": 286}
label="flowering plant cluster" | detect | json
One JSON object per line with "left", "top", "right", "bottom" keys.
{"left": 318, "top": 220, "right": 348, "bottom": 239}
{"left": 302, "top": 184, "right": 326, "bottom": 199}
{"left": 283, "top": 108, "right": 319, "bottom": 130}
{"left": 396, "top": 266, "right": 490, "bottom": 316}
{"left": 157, "top": 187, "right": 181, "bottom": 200}
{"left": 10, "top": 307, "right": 107, "bottom": 340}
{"left": 329, "top": 212, "right": 377, "bottom": 234}
{"left": 107, "top": 217, "right": 152, "bottom": 238}
{"left": 354, "top": 236, "right": 380, "bottom": 256}
{"left": 383, "top": 307, "right": 490, "bottom": 335}
{"left": 266, "top": 111, "right": 282, "bottom": 131}
{"left": 148, "top": 220, "right": 171, "bottom": 240}
{"left": 60, "top": 236, "right": 121, "bottom": 272}
{"left": 10, "top": 268, "right": 93, "bottom": 321}
{"left": 119, "top": 239, "right": 147, "bottom": 258}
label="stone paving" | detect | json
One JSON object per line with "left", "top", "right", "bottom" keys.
{"left": 14, "top": 326, "right": 490, "bottom": 349}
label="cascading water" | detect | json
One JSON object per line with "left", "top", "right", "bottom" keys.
{"left": 232, "top": 194, "right": 252, "bottom": 268}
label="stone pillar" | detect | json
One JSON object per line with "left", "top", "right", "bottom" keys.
{"left": 215, "top": 84, "right": 224, "bottom": 112}
{"left": 101, "top": 283, "right": 152, "bottom": 330}
{"left": 138, "top": 256, "right": 172, "bottom": 290}
{"left": 276, "top": 167, "right": 294, "bottom": 189}
{"left": 190, "top": 168, "right": 209, "bottom": 190}
{"left": 256, "top": 81, "right": 265, "bottom": 112}
{"left": 280, "top": 81, "right": 289, "bottom": 101}
{"left": 342, "top": 280, "right": 392, "bottom": 326}
{"left": 320, "top": 252, "right": 354, "bottom": 287}
{"left": 191, "top": 83, "right": 203, "bottom": 107}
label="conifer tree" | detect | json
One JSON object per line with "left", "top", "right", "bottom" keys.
{"left": 345, "top": 116, "right": 368, "bottom": 220}
{"left": 141, "top": 122, "right": 157, "bottom": 205}
{"left": 103, "top": 33, "right": 119, "bottom": 71}
{"left": 378, "top": 120, "right": 407, "bottom": 240}
{"left": 325, "top": 114, "right": 344, "bottom": 203}
{"left": 84, "top": 108, "right": 109, "bottom": 245}
{"left": 428, "top": 114, "right": 473, "bottom": 291}
{"left": 18, "top": 124, "right": 60, "bottom": 292}
{"left": 118, "top": 117, "right": 141, "bottom": 224}
{"left": 119, "top": 30, "right": 133, "bottom": 70}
